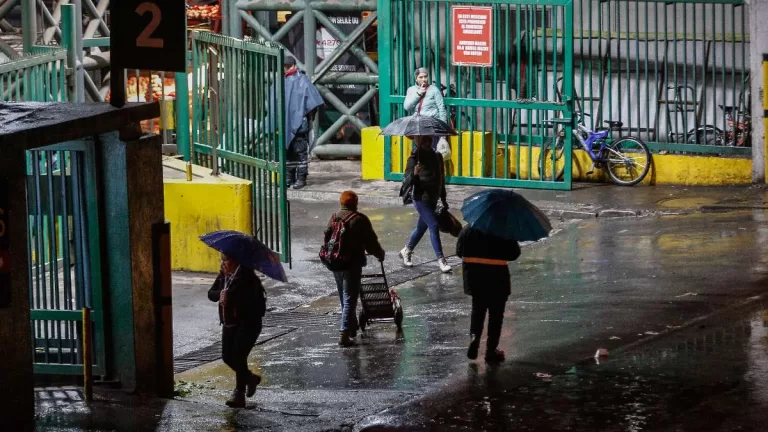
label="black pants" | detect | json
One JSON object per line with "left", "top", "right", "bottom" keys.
{"left": 222, "top": 323, "right": 261, "bottom": 391}
{"left": 286, "top": 133, "right": 309, "bottom": 183}
{"left": 470, "top": 292, "right": 508, "bottom": 352}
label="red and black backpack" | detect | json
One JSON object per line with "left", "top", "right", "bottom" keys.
{"left": 319, "top": 212, "right": 358, "bottom": 271}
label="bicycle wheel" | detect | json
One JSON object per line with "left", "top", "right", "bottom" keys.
{"left": 604, "top": 136, "right": 651, "bottom": 186}
{"left": 539, "top": 134, "right": 567, "bottom": 181}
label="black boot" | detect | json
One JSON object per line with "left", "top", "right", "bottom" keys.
{"left": 286, "top": 168, "right": 297, "bottom": 188}
{"left": 293, "top": 173, "right": 307, "bottom": 190}
{"left": 467, "top": 334, "right": 480, "bottom": 360}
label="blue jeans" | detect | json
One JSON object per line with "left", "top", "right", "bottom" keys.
{"left": 334, "top": 267, "right": 362, "bottom": 333}
{"left": 407, "top": 199, "right": 444, "bottom": 259}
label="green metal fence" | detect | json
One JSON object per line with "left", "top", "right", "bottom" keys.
{"left": 570, "top": 0, "right": 751, "bottom": 155}
{"left": 379, "top": 0, "right": 575, "bottom": 189}
{"left": 0, "top": 50, "right": 67, "bottom": 102}
{"left": 190, "top": 31, "right": 291, "bottom": 263}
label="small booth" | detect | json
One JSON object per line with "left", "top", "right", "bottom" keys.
{"left": 0, "top": 102, "right": 173, "bottom": 428}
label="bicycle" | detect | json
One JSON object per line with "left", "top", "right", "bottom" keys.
{"left": 666, "top": 84, "right": 720, "bottom": 146}
{"left": 538, "top": 112, "right": 652, "bottom": 186}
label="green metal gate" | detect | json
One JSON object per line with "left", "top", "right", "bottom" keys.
{"left": 190, "top": 32, "right": 291, "bottom": 263}
{"left": 27, "top": 145, "right": 105, "bottom": 375}
{"left": 378, "top": 0, "right": 575, "bottom": 189}
{"left": 1, "top": 51, "right": 106, "bottom": 375}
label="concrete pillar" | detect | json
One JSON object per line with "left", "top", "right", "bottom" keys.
{"left": 98, "top": 131, "right": 172, "bottom": 394}
{"left": 749, "top": 0, "right": 768, "bottom": 183}
{"left": 0, "top": 145, "right": 34, "bottom": 430}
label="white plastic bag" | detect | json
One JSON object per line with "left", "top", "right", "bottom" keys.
{"left": 436, "top": 136, "right": 451, "bottom": 159}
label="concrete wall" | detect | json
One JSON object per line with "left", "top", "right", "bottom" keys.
{"left": 748, "top": 0, "right": 767, "bottom": 182}
{"left": 163, "top": 158, "right": 253, "bottom": 273}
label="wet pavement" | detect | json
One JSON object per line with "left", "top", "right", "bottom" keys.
{"left": 34, "top": 197, "right": 768, "bottom": 431}
{"left": 291, "top": 161, "right": 768, "bottom": 218}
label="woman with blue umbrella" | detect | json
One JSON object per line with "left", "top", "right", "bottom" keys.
{"left": 201, "top": 230, "right": 287, "bottom": 408}
{"left": 457, "top": 189, "right": 552, "bottom": 363}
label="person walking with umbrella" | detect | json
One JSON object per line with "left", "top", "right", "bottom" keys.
{"left": 379, "top": 107, "right": 456, "bottom": 274}
{"left": 458, "top": 189, "right": 552, "bottom": 363}
{"left": 399, "top": 135, "right": 452, "bottom": 273}
{"left": 200, "top": 231, "right": 288, "bottom": 408}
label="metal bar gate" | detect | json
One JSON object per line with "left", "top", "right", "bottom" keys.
{"left": 378, "top": 0, "right": 575, "bottom": 190}
{"left": 2, "top": 51, "right": 105, "bottom": 375}
{"left": 27, "top": 145, "right": 105, "bottom": 376}
{"left": 190, "top": 31, "right": 291, "bottom": 264}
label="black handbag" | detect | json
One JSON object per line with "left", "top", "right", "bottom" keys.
{"left": 435, "top": 202, "right": 462, "bottom": 237}
{"left": 400, "top": 183, "right": 414, "bottom": 205}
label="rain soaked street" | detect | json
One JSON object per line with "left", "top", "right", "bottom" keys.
{"left": 36, "top": 196, "right": 768, "bottom": 431}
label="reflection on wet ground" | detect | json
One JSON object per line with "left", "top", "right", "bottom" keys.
{"left": 35, "top": 208, "right": 768, "bottom": 431}
{"left": 373, "top": 306, "right": 768, "bottom": 431}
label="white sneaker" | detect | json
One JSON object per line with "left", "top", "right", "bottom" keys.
{"left": 399, "top": 247, "right": 413, "bottom": 267}
{"left": 438, "top": 258, "right": 451, "bottom": 273}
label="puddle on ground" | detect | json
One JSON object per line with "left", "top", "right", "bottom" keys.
{"left": 427, "top": 307, "right": 768, "bottom": 431}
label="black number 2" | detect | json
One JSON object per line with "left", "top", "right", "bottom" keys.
{"left": 136, "top": 2, "right": 164, "bottom": 48}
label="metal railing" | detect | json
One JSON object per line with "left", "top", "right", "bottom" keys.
{"left": 190, "top": 31, "right": 291, "bottom": 263}
{"left": 230, "top": 0, "right": 379, "bottom": 157}
{"left": 570, "top": 0, "right": 751, "bottom": 155}
{"left": 379, "top": 0, "right": 576, "bottom": 189}
{"left": 0, "top": 49, "right": 67, "bottom": 102}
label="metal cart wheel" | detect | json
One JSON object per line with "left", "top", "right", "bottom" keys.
{"left": 394, "top": 300, "right": 404, "bottom": 330}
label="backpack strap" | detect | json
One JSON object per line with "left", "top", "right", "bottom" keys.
{"left": 341, "top": 211, "right": 358, "bottom": 224}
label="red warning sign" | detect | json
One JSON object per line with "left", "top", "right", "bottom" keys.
{"left": 451, "top": 6, "right": 493, "bottom": 67}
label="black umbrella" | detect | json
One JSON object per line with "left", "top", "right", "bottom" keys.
{"left": 380, "top": 114, "right": 457, "bottom": 137}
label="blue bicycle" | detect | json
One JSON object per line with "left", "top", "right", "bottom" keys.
{"left": 539, "top": 112, "right": 652, "bottom": 186}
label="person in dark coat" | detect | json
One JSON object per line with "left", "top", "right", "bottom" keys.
{"left": 208, "top": 254, "right": 267, "bottom": 408}
{"left": 399, "top": 136, "right": 452, "bottom": 273}
{"left": 326, "top": 191, "right": 386, "bottom": 346}
{"left": 282, "top": 56, "right": 323, "bottom": 190}
{"left": 456, "top": 226, "right": 521, "bottom": 363}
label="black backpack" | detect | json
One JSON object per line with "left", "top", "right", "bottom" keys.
{"left": 319, "top": 212, "right": 358, "bottom": 271}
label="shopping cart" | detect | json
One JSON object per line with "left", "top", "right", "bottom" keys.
{"left": 358, "top": 261, "right": 403, "bottom": 332}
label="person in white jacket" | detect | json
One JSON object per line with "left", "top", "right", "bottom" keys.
{"left": 403, "top": 67, "right": 451, "bottom": 159}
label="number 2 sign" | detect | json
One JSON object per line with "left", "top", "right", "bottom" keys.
{"left": 111, "top": 0, "right": 186, "bottom": 72}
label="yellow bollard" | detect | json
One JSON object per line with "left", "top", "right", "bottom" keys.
{"left": 185, "top": 160, "right": 193, "bottom": 182}
{"left": 82, "top": 307, "right": 93, "bottom": 402}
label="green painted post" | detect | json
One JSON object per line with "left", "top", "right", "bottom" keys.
{"left": 21, "top": 0, "right": 35, "bottom": 53}
{"left": 175, "top": 72, "right": 191, "bottom": 161}
{"left": 378, "top": 0, "right": 393, "bottom": 179}
{"left": 61, "top": 5, "right": 77, "bottom": 102}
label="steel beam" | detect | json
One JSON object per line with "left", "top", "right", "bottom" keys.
{"left": 236, "top": 0, "right": 377, "bottom": 13}
{"left": 312, "top": 10, "right": 378, "bottom": 75}
{"left": 315, "top": 72, "right": 378, "bottom": 85}
{"left": 238, "top": 10, "right": 306, "bottom": 71}
{"left": 315, "top": 86, "right": 377, "bottom": 145}
{"left": 311, "top": 143, "right": 361, "bottom": 158}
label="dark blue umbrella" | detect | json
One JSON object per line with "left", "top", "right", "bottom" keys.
{"left": 200, "top": 230, "right": 287, "bottom": 282}
{"left": 461, "top": 189, "right": 552, "bottom": 242}
{"left": 379, "top": 114, "right": 457, "bottom": 137}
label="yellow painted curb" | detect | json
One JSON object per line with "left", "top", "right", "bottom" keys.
{"left": 361, "top": 126, "right": 752, "bottom": 186}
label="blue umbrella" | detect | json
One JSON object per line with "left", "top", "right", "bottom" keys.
{"left": 461, "top": 189, "right": 552, "bottom": 242}
{"left": 200, "top": 230, "right": 288, "bottom": 282}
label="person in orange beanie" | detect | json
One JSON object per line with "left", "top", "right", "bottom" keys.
{"left": 320, "top": 191, "right": 385, "bottom": 346}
